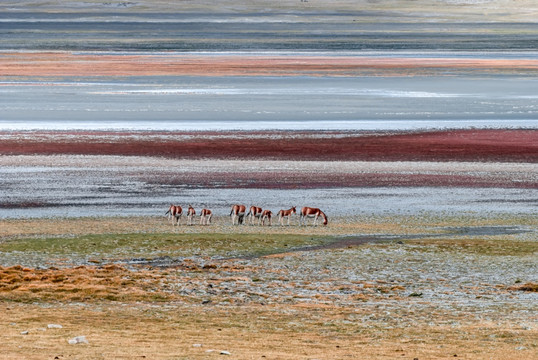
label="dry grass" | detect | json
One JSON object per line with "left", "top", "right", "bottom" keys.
{"left": 0, "top": 215, "right": 536, "bottom": 359}
{"left": 3, "top": 213, "right": 535, "bottom": 239}
{"left": 509, "top": 282, "right": 538, "bottom": 293}
{"left": 404, "top": 237, "right": 538, "bottom": 257}
{"left": 0, "top": 217, "right": 165, "bottom": 239}
{"left": 0, "top": 265, "right": 176, "bottom": 303}
{"left": 1, "top": 301, "right": 537, "bottom": 360}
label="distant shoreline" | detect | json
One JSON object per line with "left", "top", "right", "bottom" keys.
{"left": 2, "top": 120, "right": 537, "bottom": 132}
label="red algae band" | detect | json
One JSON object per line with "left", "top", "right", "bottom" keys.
{"left": 0, "top": 129, "right": 536, "bottom": 163}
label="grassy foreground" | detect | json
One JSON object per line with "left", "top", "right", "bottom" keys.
{"left": 0, "top": 215, "right": 537, "bottom": 359}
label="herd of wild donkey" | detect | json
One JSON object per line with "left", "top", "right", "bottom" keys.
{"left": 165, "top": 204, "right": 328, "bottom": 226}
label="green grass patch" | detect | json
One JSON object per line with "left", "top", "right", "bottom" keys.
{"left": 0, "top": 233, "right": 330, "bottom": 263}
{"left": 404, "top": 238, "right": 538, "bottom": 257}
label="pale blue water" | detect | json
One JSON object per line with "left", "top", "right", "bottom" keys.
{"left": 1, "top": 73, "right": 537, "bottom": 131}
{"left": 2, "top": 5, "right": 537, "bottom": 131}
{"left": 1, "top": 7, "right": 538, "bottom": 131}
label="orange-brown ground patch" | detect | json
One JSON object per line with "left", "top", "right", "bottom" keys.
{"left": 1, "top": 262, "right": 537, "bottom": 360}
{"left": 2, "top": 301, "right": 535, "bottom": 360}
{"left": 2, "top": 52, "right": 538, "bottom": 77}
{"left": 0, "top": 264, "right": 175, "bottom": 303}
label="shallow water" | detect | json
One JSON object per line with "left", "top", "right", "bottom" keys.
{"left": 2, "top": 5, "right": 537, "bottom": 131}
{"left": 2, "top": 9, "right": 537, "bottom": 51}
{"left": 1, "top": 6, "right": 537, "bottom": 220}
{"left": 1, "top": 179, "right": 536, "bottom": 219}
{"left": 1, "top": 75, "right": 537, "bottom": 131}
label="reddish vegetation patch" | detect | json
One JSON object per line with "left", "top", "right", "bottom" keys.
{"left": 147, "top": 171, "right": 536, "bottom": 189}
{"left": 1, "top": 129, "right": 536, "bottom": 163}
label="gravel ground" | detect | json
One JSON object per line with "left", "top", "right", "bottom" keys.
{"left": 2, "top": 154, "right": 537, "bottom": 219}
{"left": 1, "top": 216, "right": 536, "bottom": 358}
{"left": 141, "top": 231, "right": 538, "bottom": 329}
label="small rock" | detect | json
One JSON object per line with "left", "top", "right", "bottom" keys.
{"left": 192, "top": 344, "right": 202, "bottom": 347}
{"left": 220, "top": 351, "right": 231, "bottom": 355}
{"left": 68, "top": 336, "right": 89, "bottom": 345}
{"left": 20, "top": 331, "right": 29, "bottom": 335}
{"left": 48, "top": 324, "right": 63, "bottom": 329}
